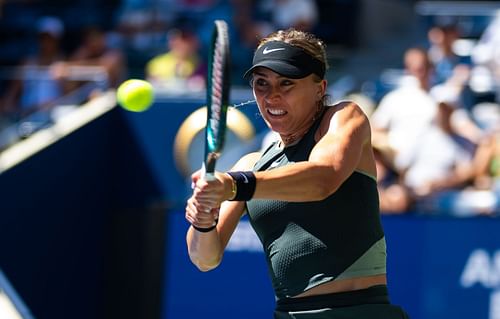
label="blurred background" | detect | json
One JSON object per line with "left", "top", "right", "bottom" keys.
{"left": 0, "top": 0, "right": 499, "bottom": 318}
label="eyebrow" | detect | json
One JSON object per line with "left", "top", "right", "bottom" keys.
{"left": 253, "top": 71, "right": 288, "bottom": 79}
{"left": 253, "top": 71, "right": 270, "bottom": 78}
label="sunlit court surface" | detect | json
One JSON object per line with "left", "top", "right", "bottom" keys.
{"left": 0, "top": 1, "right": 500, "bottom": 319}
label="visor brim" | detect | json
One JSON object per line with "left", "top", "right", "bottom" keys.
{"left": 243, "top": 61, "right": 311, "bottom": 80}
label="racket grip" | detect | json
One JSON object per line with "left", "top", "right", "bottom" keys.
{"left": 201, "top": 162, "right": 216, "bottom": 181}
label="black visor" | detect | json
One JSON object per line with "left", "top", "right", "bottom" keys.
{"left": 243, "top": 41, "right": 325, "bottom": 80}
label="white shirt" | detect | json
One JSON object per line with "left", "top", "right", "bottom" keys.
{"left": 371, "top": 77, "right": 437, "bottom": 169}
{"left": 402, "top": 126, "right": 474, "bottom": 190}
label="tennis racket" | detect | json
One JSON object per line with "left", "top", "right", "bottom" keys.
{"left": 202, "top": 20, "right": 231, "bottom": 181}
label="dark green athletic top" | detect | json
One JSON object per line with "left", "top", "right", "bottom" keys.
{"left": 246, "top": 110, "right": 386, "bottom": 300}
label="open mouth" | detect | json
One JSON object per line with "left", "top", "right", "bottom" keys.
{"left": 267, "top": 108, "right": 287, "bottom": 116}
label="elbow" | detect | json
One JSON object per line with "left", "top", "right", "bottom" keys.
{"left": 196, "top": 261, "right": 220, "bottom": 272}
{"left": 312, "top": 174, "right": 340, "bottom": 201}
{"left": 314, "top": 181, "right": 339, "bottom": 200}
{"left": 189, "top": 254, "right": 222, "bottom": 272}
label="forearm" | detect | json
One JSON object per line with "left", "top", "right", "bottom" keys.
{"left": 187, "top": 228, "right": 223, "bottom": 272}
{"left": 430, "top": 168, "right": 474, "bottom": 191}
{"left": 253, "top": 161, "right": 338, "bottom": 202}
{"left": 186, "top": 199, "right": 246, "bottom": 272}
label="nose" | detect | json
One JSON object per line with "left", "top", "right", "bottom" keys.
{"left": 264, "top": 84, "right": 282, "bottom": 103}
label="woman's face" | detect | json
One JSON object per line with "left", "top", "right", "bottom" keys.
{"left": 251, "top": 67, "right": 326, "bottom": 137}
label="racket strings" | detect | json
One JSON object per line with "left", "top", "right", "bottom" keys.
{"left": 207, "top": 23, "right": 228, "bottom": 151}
{"left": 211, "top": 42, "right": 224, "bottom": 113}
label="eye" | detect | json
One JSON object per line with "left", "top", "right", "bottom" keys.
{"left": 280, "top": 79, "right": 295, "bottom": 90}
{"left": 255, "top": 78, "right": 268, "bottom": 86}
{"left": 253, "top": 78, "right": 268, "bottom": 88}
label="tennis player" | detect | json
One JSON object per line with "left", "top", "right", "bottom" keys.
{"left": 185, "top": 28, "right": 409, "bottom": 318}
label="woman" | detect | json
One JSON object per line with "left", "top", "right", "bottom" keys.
{"left": 185, "top": 29, "right": 409, "bottom": 318}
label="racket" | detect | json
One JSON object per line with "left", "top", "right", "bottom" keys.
{"left": 202, "top": 20, "right": 231, "bottom": 181}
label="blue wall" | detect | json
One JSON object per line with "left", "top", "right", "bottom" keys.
{"left": 0, "top": 108, "right": 165, "bottom": 319}
{"left": 162, "top": 211, "right": 500, "bottom": 319}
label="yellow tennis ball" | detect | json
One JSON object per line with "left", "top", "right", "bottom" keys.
{"left": 116, "top": 79, "right": 154, "bottom": 112}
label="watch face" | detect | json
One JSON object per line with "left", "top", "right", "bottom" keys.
{"left": 173, "top": 107, "right": 256, "bottom": 177}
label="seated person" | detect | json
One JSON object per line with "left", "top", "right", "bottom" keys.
{"left": 400, "top": 84, "right": 477, "bottom": 197}
{"left": 64, "top": 26, "right": 127, "bottom": 90}
{"left": 146, "top": 27, "right": 206, "bottom": 93}
{"left": 396, "top": 83, "right": 496, "bottom": 215}
{"left": 1, "top": 16, "right": 67, "bottom": 126}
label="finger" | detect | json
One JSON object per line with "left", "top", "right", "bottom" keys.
{"left": 212, "top": 207, "right": 220, "bottom": 221}
{"left": 195, "top": 204, "right": 212, "bottom": 214}
{"left": 191, "top": 169, "right": 203, "bottom": 184}
{"left": 190, "top": 200, "right": 213, "bottom": 218}
{"left": 186, "top": 205, "right": 214, "bottom": 226}
{"left": 188, "top": 211, "right": 216, "bottom": 228}
{"left": 192, "top": 191, "right": 220, "bottom": 207}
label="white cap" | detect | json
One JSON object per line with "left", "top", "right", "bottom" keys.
{"left": 37, "top": 16, "right": 64, "bottom": 38}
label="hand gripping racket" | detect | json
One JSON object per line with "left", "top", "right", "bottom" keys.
{"left": 202, "top": 20, "right": 231, "bottom": 181}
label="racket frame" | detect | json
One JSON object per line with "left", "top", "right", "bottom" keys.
{"left": 203, "top": 20, "right": 231, "bottom": 180}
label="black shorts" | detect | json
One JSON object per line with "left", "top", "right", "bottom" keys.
{"left": 274, "top": 285, "right": 409, "bottom": 319}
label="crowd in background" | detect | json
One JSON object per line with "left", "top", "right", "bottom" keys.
{"left": 0, "top": 0, "right": 499, "bottom": 216}
{"left": 0, "top": 0, "right": 330, "bottom": 136}
{"left": 369, "top": 13, "right": 500, "bottom": 216}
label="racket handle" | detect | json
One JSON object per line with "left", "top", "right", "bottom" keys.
{"left": 201, "top": 162, "right": 216, "bottom": 181}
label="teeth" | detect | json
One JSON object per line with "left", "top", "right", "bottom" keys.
{"left": 268, "top": 108, "right": 286, "bottom": 115}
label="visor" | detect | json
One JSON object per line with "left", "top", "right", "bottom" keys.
{"left": 243, "top": 41, "right": 325, "bottom": 79}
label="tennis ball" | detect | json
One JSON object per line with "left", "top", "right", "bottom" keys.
{"left": 116, "top": 79, "right": 154, "bottom": 112}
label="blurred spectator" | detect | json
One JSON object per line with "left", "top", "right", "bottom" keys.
{"left": 370, "top": 47, "right": 437, "bottom": 213}
{"left": 230, "top": 0, "right": 273, "bottom": 84}
{"left": 377, "top": 180, "right": 412, "bottom": 214}
{"left": 442, "top": 64, "right": 487, "bottom": 144}
{"left": 0, "top": 16, "right": 67, "bottom": 127}
{"left": 399, "top": 83, "right": 498, "bottom": 215}
{"left": 66, "top": 26, "right": 127, "bottom": 89}
{"left": 145, "top": 27, "right": 206, "bottom": 92}
{"left": 427, "top": 23, "right": 472, "bottom": 85}
{"left": 471, "top": 9, "right": 500, "bottom": 99}
{"left": 258, "top": 0, "right": 319, "bottom": 31}
{"left": 403, "top": 46, "right": 435, "bottom": 91}
{"left": 371, "top": 48, "right": 437, "bottom": 172}
{"left": 469, "top": 101, "right": 500, "bottom": 191}
{"left": 400, "top": 84, "right": 478, "bottom": 197}
{"left": 116, "top": 0, "right": 176, "bottom": 53}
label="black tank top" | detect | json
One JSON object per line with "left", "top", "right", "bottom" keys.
{"left": 246, "top": 109, "right": 385, "bottom": 300}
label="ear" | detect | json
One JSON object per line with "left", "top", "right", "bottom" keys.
{"left": 317, "top": 79, "right": 327, "bottom": 100}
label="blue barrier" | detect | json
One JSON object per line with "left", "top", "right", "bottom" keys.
{"left": 163, "top": 212, "right": 500, "bottom": 319}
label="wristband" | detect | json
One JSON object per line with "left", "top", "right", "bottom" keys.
{"left": 226, "top": 171, "right": 256, "bottom": 201}
{"left": 192, "top": 219, "right": 218, "bottom": 233}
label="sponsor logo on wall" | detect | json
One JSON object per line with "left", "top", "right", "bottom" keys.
{"left": 461, "top": 249, "right": 500, "bottom": 319}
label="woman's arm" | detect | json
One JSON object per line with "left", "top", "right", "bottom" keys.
{"left": 186, "top": 152, "right": 261, "bottom": 271}
{"left": 194, "top": 102, "right": 373, "bottom": 207}
{"left": 253, "top": 102, "right": 373, "bottom": 201}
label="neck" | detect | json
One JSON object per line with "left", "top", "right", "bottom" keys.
{"left": 280, "top": 131, "right": 306, "bottom": 147}
{"left": 279, "top": 104, "right": 325, "bottom": 147}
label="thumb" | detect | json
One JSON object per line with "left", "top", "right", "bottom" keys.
{"left": 191, "top": 169, "right": 203, "bottom": 185}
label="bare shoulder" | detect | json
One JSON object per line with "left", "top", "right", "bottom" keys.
{"left": 318, "top": 101, "right": 369, "bottom": 136}
{"left": 231, "top": 152, "right": 262, "bottom": 171}
{"left": 330, "top": 101, "right": 367, "bottom": 120}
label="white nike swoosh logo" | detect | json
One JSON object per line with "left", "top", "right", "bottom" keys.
{"left": 262, "top": 47, "right": 285, "bottom": 54}
{"left": 270, "top": 161, "right": 280, "bottom": 168}
{"left": 240, "top": 172, "right": 249, "bottom": 183}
